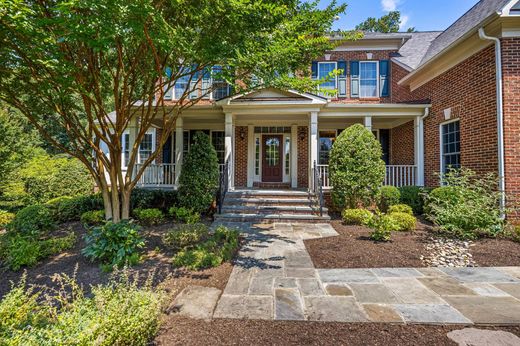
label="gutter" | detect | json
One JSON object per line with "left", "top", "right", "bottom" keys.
{"left": 478, "top": 27, "right": 506, "bottom": 216}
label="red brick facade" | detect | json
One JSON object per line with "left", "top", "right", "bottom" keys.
{"left": 390, "top": 121, "right": 415, "bottom": 166}
{"left": 234, "top": 126, "right": 248, "bottom": 187}
{"left": 297, "top": 126, "right": 309, "bottom": 188}
{"left": 502, "top": 38, "right": 520, "bottom": 211}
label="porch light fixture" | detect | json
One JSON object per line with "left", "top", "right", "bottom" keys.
{"left": 239, "top": 127, "right": 246, "bottom": 140}
{"left": 298, "top": 127, "right": 306, "bottom": 141}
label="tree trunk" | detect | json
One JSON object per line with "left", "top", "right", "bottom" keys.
{"left": 121, "top": 186, "right": 131, "bottom": 221}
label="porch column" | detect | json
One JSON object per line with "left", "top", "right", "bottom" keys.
{"left": 414, "top": 115, "right": 425, "bottom": 186}
{"left": 309, "top": 111, "right": 319, "bottom": 189}
{"left": 225, "top": 113, "right": 234, "bottom": 190}
{"left": 174, "top": 116, "right": 183, "bottom": 186}
{"left": 364, "top": 116, "right": 372, "bottom": 131}
{"left": 291, "top": 124, "right": 298, "bottom": 188}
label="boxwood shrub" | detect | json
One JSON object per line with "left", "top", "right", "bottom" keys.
{"left": 8, "top": 205, "right": 55, "bottom": 236}
{"left": 341, "top": 208, "right": 373, "bottom": 226}
{"left": 388, "top": 204, "right": 413, "bottom": 215}
{"left": 399, "top": 186, "right": 425, "bottom": 215}
{"left": 377, "top": 185, "right": 401, "bottom": 212}
{"left": 389, "top": 212, "right": 416, "bottom": 232}
{"left": 80, "top": 210, "right": 105, "bottom": 226}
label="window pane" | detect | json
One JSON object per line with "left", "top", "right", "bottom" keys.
{"left": 359, "top": 62, "right": 377, "bottom": 98}
{"left": 318, "top": 62, "right": 336, "bottom": 89}
{"left": 211, "top": 131, "right": 225, "bottom": 164}
{"left": 139, "top": 133, "right": 153, "bottom": 163}
{"left": 123, "top": 133, "right": 130, "bottom": 167}
{"left": 319, "top": 131, "right": 336, "bottom": 164}
{"left": 441, "top": 121, "right": 461, "bottom": 173}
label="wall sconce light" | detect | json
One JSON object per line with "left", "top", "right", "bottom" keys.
{"left": 239, "top": 127, "right": 246, "bottom": 140}
{"left": 324, "top": 53, "right": 332, "bottom": 61}
{"left": 298, "top": 128, "right": 306, "bottom": 141}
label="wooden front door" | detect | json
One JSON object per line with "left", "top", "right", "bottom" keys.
{"left": 262, "top": 135, "right": 283, "bottom": 182}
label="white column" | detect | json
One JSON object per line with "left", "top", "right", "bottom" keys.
{"left": 225, "top": 113, "right": 234, "bottom": 190}
{"left": 309, "top": 111, "right": 319, "bottom": 190}
{"left": 174, "top": 116, "right": 183, "bottom": 186}
{"left": 364, "top": 116, "right": 372, "bottom": 131}
{"left": 291, "top": 124, "right": 298, "bottom": 188}
{"left": 414, "top": 115, "right": 425, "bottom": 186}
{"left": 247, "top": 124, "right": 254, "bottom": 188}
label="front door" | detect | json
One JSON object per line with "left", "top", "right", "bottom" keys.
{"left": 262, "top": 135, "right": 283, "bottom": 182}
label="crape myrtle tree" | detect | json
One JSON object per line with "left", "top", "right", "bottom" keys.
{"left": 0, "top": 0, "right": 357, "bottom": 222}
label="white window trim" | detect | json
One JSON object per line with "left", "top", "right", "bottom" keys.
{"left": 439, "top": 118, "right": 460, "bottom": 176}
{"left": 317, "top": 61, "right": 338, "bottom": 92}
{"left": 359, "top": 61, "right": 380, "bottom": 99}
{"left": 121, "top": 128, "right": 157, "bottom": 168}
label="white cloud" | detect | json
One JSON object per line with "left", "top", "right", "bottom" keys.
{"left": 381, "top": 0, "right": 399, "bottom": 12}
{"left": 399, "top": 14, "right": 409, "bottom": 30}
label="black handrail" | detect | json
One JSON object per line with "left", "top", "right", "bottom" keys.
{"left": 217, "top": 160, "right": 229, "bottom": 214}
{"left": 313, "top": 160, "right": 324, "bottom": 217}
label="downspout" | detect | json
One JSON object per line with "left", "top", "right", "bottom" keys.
{"left": 478, "top": 27, "right": 506, "bottom": 217}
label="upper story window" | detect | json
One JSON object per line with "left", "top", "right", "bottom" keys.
{"left": 351, "top": 60, "right": 389, "bottom": 98}
{"left": 360, "top": 61, "right": 378, "bottom": 98}
{"left": 318, "top": 62, "right": 337, "bottom": 91}
{"left": 441, "top": 120, "right": 460, "bottom": 174}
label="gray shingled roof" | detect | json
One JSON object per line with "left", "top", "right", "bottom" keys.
{"left": 393, "top": 32, "right": 442, "bottom": 70}
{"left": 419, "top": 0, "right": 511, "bottom": 66}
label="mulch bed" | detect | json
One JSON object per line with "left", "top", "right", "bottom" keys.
{"left": 0, "top": 220, "right": 233, "bottom": 300}
{"left": 155, "top": 317, "right": 520, "bottom": 346}
{"left": 305, "top": 219, "right": 520, "bottom": 268}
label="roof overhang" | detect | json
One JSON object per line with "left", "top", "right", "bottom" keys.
{"left": 321, "top": 103, "right": 431, "bottom": 118}
{"left": 216, "top": 87, "right": 328, "bottom": 108}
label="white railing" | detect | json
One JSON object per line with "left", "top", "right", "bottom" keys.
{"left": 135, "top": 163, "right": 176, "bottom": 187}
{"left": 219, "top": 163, "right": 226, "bottom": 175}
{"left": 316, "top": 164, "right": 417, "bottom": 189}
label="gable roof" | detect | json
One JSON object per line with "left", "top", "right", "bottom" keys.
{"left": 393, "top": 31, "right": 442, "bottom": 70}
{"left": 418, "top": 0, "right": 510, "bottom": 67}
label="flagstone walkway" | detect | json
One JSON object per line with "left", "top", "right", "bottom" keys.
{"left": 211, "top": 222, "right": 520, "bottom": 324}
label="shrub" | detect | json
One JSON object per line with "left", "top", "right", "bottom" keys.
{"left": 168, "top": 206, "right": 201, "bottom": 224}
{"left": 133, "top": 208, "right": 164, "bottom": 226}
{"left": 0, "top": 210, "right": 15, "bottom": 228}
{"left": 0, "top": 273, "right": 165, "bottom": 345}
{"left": 0, "top": 232, "right": 76, "bottom": 271}
{"left": 178, "top": 132, "right": 219, "bottom": 214}
{"left": 368, "top": 213, "right": 399, "bottom": 241}
{"left": 425, "top": 169, "right": 503, "bottom": 239}
{"left": 388, "top": 204, "right": 413, "bottom": 215}
{"left": 80, "top": 210, "right": 105, "bottom": 226}
{"left": 82, "top": 220, "right": 145, "bottom": 270}
{"left": 45, "top": 194, "right": 103, "bottom": 223}
{"left": 163, "top": 223, "right": 209, "bottom": 250}
{"left": 399, "top": 186, "right": 425, "bottom": 214}
{"left": 342, "top": 208, "right": 373, "bottom": 226}
{"left": 377, "top": 185, "right": 400, "bottom": 212}
{"left": 389, "top": 212, "right": 416, "bottom": 232}
{"left": 329, "top": 124, "right": 386, "bottom": 209}
{"left": 172, "top": 226, "right": 239, "bottom": 270}
{"left": 8, "top": 205, "right": 55, "bottom": 236}
{"left": 131, "top": 188, "right": 178, "bottom": 211}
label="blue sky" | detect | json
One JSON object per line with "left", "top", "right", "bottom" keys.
{"left": 320, "top": 0, "right": 479, "bottom": 32}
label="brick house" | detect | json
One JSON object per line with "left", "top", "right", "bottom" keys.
{"left": 125, "top": 0, "right": 520, "bottom": 215}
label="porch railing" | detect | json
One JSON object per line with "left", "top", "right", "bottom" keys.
{"left": 134, "top": 163, "right": 176, "bottom": 187}
{"left": 316, "top": 164, "right": 417, "bottom": 189}
{"left": 217, "top": 160, "right": 230, "bottom": 214}
{"left": 312, "top": 161, "right": 325, "bottom": 216}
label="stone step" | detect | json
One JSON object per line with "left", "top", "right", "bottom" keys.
{"left": 214, "top": 213, "right": 331, "bottom": 224}
{"left": 224, "top": 197, "right": 314, "bottom": 206}
{"left": 227, "top": 190, "right": 313, "bottom": 199}
{"left": 221, "top": 205, "right": 327, "bottom": 215}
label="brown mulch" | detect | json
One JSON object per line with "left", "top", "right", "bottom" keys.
{"left": 155, "top": 317, "right": 520, "bottom": 346}
{"left": 305, "top": 219, "right": 520, "bottom": 269}
{"left": 0, "top": 220, "right": 232, "bottom": 300}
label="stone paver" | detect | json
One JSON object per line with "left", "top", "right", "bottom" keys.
{"left": 211, "top": 222, "right": 520, "bottom": 324}
{"left": 170, "top": 286, "right": 222, "bottom": 320}
{"left": 447, "top": 328, "right": 520, "bottom": 346}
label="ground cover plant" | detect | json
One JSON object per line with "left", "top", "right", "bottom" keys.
{"left": 168, "top": 206, "right": 201, "bottom": 224}
{"left": 133, "top": 208, "right": 164, "bottom": 226}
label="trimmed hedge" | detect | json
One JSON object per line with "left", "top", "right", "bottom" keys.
{"left": 342, "top": 208, "right": 373, "bottom": 226}
{"left": 8, "top": 205, "right": 55, "bottom": 236}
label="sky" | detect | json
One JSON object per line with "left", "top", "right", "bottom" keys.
{"left": 319, "top": 0, "right": 480, "bottom": 32}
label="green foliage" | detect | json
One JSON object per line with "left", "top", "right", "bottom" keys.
{"left": 389, "top": 212, "right": 416, "bottom": 232}
{"left": 368, "top": 213, "right": 399, "bottom": 241}
{"left": 425, "top": 169, "right": 503, "bottom": 239}
{"left": 172, "top": 226, "right": 240, "bottom": 270}
{"left": 341, "top": 208, "right": 373, "bottom": 226}
{"left": 168, "top": 206, "right": 201, "bottom": 224}
{"left": 133, "top": 208, "right": 164, "bottom": 226}
{"left": 329, "top": 124, "right": 386, "bottom": 209}
{"left": 178, "top": 132, "right": 219, "bottom": 214}
{"left": 377, "top": 185, "right": 401, "bottom": 212}
{"left": 399, "top": 186, "right": 425, "bottom": 215}
{"left": 0, "top": 232, "right": 76, "bottom": 271}
{"left": 163, "top": 223, "right": 209, "bottom": 251}
{"left": 8, "top": 205, "right": 55, "bottom": 236}
{"left": 131, "top": 189, "right": 178, "bottom": 212}
{"left": 80, "top": 210, "right": 105, "bottom": 226}
{"left": 0, "top": 210, "right": 15, "bottom": 228}
{"left": 0, "top": 273, "right": 165, "bottom": 345}
{"left": 388, "top": 204, "right": 413, "bottom": 215}
{"left": 82, "top": 221, "right": 145, "bottom": 270}
{"left": 46, "top": 194, "right": 104, "bottom": 223}
{"left": 356, "top": 11, "right": 415, "bottom": 33}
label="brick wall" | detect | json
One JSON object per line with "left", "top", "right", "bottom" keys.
{"left": 234, "top": 126, "right": 248, "bottom": 187}
{"left": 403, "top": 45, "right": 498, "bottom": 187}
{"left": 502, "top": 38, "right": 520, "bottom": 213}
{"left": 155, "top": 128, "right": 163, "bottom": 164}
{"left": 297, "top": 126, "right": 309, "bottom": 188}
{"left": 390, "top": 120, "right": 415, "bottom": 165}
